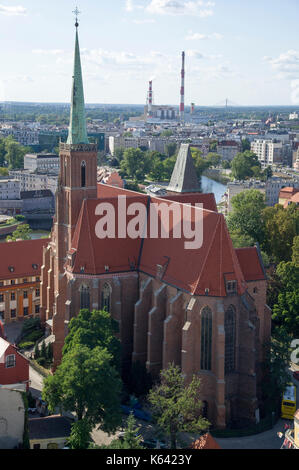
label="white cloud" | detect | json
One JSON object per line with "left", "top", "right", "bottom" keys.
{"left": 0, "top": 4, "right": 26, "bottom": 16}
{"left": 186, "top": 49, "right": 222, "bottom": 60}
{"left": 185, "top": 31, "right": 223, "bottom": 40}
{"left": 264, "top": 50, "right": 299, "bottom": 104}
{"left": 146, "top": 0, "right": 214, "bottom": 17}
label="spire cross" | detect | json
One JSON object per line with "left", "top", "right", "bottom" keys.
{"left": 73, "top": 6, "right": 81, "bottom": 27}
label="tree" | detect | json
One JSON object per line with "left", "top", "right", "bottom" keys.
{"left": 6, "top": 224, "right": 32, "bottom": 242}
{"left": 261, "top": 327, "right": 293, "bottom": 414}
{"left": 0, "top": 167, "right": 8, "bottom": 176}
{"left": 241, "top": 138, "right": 251, "bottom": 152}
{"left": 229, "top": 229, "right": 255, "bottom": 249}
{"left": 67, "top": 419, "right": 93, "bottom": 449}
{"left": 62, "top": 309, "right": 121, "bottom": 370}
{"left": 42, "top": 344, "right": 122, "bottom": 433}
{"left": 0, "top": 138, "right": 6, "bottom": 166}
{"left": 221, "top": 160, "right": 231, "bottom": 169}
{"left": 206, "top": 152, "right": 221, "bottom": 167}
{"left": 103, "top": 413, "right": 143, "bottom": 449}
{"left": 292, "top": 235, "right": 299, "bottom": 266}
{"left": 227, "top": 189, "right": 266, "bottom": 244}
{"left": 190, "top": 148, "right": 210, "bottom": 177}
{"left": 34, "top": 342, "right": 40, "bottom": 360}
{"left": 272, "top": 261, "right": 299, "bottom": 337}
{"left": 231, "top": 151, "right": 261, "bottom": 180}
{"left": 148, "top": 364, "right": 209, "bottom": 449}
{"left": 262, "top": 204, "right": 299, "bottom": 263}
{"left": 127, "top": 361, "right": 153, "bottom": 397}
{"left": 161, "top": 130, "right": 173, "bottom": 137}
{"left": 4, "top": 135, "right": 28, "bottom": 169}
{"left": 165, "top": 143, "right": 177, "bottom": 158}
{"left": 120, "top": 148, "right": 152, "bottom": 182}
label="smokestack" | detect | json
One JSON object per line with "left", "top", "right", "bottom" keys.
{"left": 180, "top": 51, "right": 185, "bottom": 123}
{"left": 191, "top": 102, "right": 195, "bottom": 114}
{"left": 147, "top": 80, "right": 153, "bottom": 116}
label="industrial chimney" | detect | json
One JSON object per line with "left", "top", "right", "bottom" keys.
{"left": 180, "top": 51, "right": 185, "bottom": 123}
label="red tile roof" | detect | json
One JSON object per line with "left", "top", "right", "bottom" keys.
{"left": 161, "top": 192, "right": 217, "bottom": 212}
{"left": 190, "top": 433, "right": 221, "bottom": 449}
{"left": 69, "top": 191, "right": 246, "bottom": 297}
{"left": 235, "top": 246, "right": 266, "bottom": 282}
{"left": 0, "top": 238, "right": 50, "bottom": 281}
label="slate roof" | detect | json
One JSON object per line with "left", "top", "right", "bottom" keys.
{"left": 29, "top": 415, "right": 72, "bottom": 440}
{"left": 167, "top": 143, "right": 201, "bottom": 193}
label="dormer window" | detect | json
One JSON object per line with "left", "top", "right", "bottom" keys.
{"left": 32, "top": 264, "right": 38, "bottom": 270}
{"left": 226, "top": 280, "right": 237, "bottom": 294}
{"left": 8, "top": 266, "right": 14, "bottom": 273}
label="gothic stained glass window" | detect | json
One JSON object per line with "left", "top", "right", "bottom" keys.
{"left": 101, "top": 283, "right": 111, "bottom": 313}
{"left": 80, "top": 285, "right": 90, "bottom": 310}
{"left": 200, "top": 306, "right": 212, "bottom": 371}
{"left": 225, "top": 305, "right": 236, "bottom": 374}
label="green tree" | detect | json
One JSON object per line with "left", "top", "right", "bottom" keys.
{"left": 67, "top": 419, "right": 93, "bottom": 449}
{"left": 40, "top": 340, "right": 47, "bottom": 359}
{"left": 241, "top": 138, "right": 251, "bottom": 152}
{"left": 148, "top": 364, "right": 209, "bottom": 449}
{"left": 161, "top": 130, "right": 173, "bottom": 137}
{"left": 42, "top": 344, "right": 122, "bottom": 432}
{"left": 292, "top": 235, "right": 299, "bottom": 265}
{"left": 120, "top": 148, "right": 152, "bottom": 182}
{"left": 4, "top": 135, "right": 28, "bottom": 169}
{"left": 163, "top": 155, "right": 176, "bottom": 180}
{"left": 0, "top": 167, "right": 8, "bottom": 176}
{"left": 229, "top": 229, "right": 255, "bottom": 249}
{"left": 206, "top": 152, "right": 221, "bottom": 167}
{"left": 190, "top": 148, "right": 210, "bottom": 177}
{"left": 165, "top": 143, "right": 177, "bottom": 158}
{"left": 221, "top": 160, "right": 231, "bottom": 169}
{"left": 127, "top": 361, "right": 153, "bottom": 397}
{"left": 262, "top": 327, "right": 293, "bottom": 413}
{"left": 34, "top": 342, "right": 40, "bottom": 360}
{"left": 0, "top": 138, "right": 6, "bottom": 166}
{"left": 272, "top": 261, "right": 299, "bottom": 337}
{"left": 231, "top": 151, "right": 261, "bottom": 180}
{"left": 262, "top": 204, "right": 299, "bottom": 263}
{"left": 103, "top": 413, "right": 143, "bottom": 449}
{"left": 6, "top": 224, "right": 32, "bottom": 242}
{"left": 227, "top": 189, "right": 266, "bottom": 244}
{"left": 63, "top": 309, "right": 121, "bottom": 370}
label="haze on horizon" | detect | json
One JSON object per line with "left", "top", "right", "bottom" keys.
{"left": 0, "top": 0, "right": 298, "bottom": 107}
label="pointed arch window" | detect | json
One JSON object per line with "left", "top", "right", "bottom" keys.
{"left": 81, "top": 161, "right": 86, "bottom": 188}
{"left": 101, "top": 283, "right": 111, "bottom": 313}
{"left": 200, "top": 306, "right": 212, "bottom": 371}
{"left": 80, "top": 285, "right": 90, "bottom": 310}
{"left": 225, "top": 305, "right": 236, "bottom": 374}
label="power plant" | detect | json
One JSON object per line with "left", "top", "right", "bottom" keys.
{"left": 180, "top": 51, "right": 185, "bottom": 123}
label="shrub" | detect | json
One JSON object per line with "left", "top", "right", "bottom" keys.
{"left": 19, "top": 341, "right": 34, "bottom": 350}
{"left": 23, "top": 329, "right": 44, "bottom": 343}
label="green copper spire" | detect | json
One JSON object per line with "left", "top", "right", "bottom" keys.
{"left": 67, "top": 20, "right": 89, "bottom": 145}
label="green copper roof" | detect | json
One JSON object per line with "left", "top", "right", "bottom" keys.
{"left": 67, "top": 28, "right": 89, "bottom": 145}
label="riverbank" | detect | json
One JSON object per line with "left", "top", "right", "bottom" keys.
{"left": 203, "top": 168, "right": 231, "bottom": 185}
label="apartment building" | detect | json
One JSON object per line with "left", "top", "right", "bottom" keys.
{"left": 0, "top": 180, "right": 20, "bottom": 200}
{"left": 217, "top": 140, "right": 241, "bottom": 161}
{"left": 251, "top": 139, "right": 283, "bottom": 167}
{"left": 24, "top": 154, "right": 59, "bottom": 174}
{"left": 9, "top": 170, "right": 58, "bottom": 195}
{"left": 0, "top": 239, "right": 49, "bottom": 324}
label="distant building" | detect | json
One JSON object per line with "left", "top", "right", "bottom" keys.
{"left": 9, "top": 170, "right": 58, "bottom": 195}
{"left": 0, "top": 239, "right": 49, "bottom": 324}
{"left": 251, "top": 139, "right": 283, "bottom": 167}
{"left": 289, "top": 112, "right": 299, "bottom": 120}
{"left": 0, "top": 180, "right": 20, "bottom": 201}
{"left": 24, "top": 154, "right": 59, "bottom": 174}
{"left": 278, "top": 187, "right": 299, "bottom": 207}
{"left": 217, "top": 140, "right": 241, "bottom": 161}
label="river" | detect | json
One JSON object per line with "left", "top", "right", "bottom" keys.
{"left": 201, "top": 175, "right": 227, "bottom": 204}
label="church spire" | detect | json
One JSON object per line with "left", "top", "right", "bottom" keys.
{"left": 67, "top": 11, "right": 89, "bottom": 145}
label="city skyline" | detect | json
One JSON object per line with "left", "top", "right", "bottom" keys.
{"left": 0, "top": 0, "right": 298, "bottom": 106}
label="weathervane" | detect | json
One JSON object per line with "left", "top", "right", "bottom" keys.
{"left": 73, "top": 6, "right": 81, "bottom": 28}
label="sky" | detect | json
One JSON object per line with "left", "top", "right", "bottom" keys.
{"left": 0, "top": 0, "right": 298, "bottom": 106}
